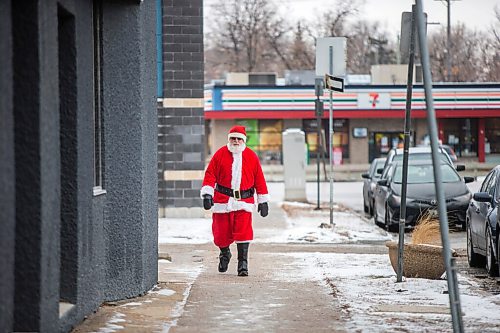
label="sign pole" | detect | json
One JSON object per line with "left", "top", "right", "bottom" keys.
{"left": 415, "top": 1, "right": 463, "bottom": 331}
{"left": 315, "top": 37, "right": 346, "bottom": 226}
{"left": 314, "top": 78, "right": 323, "bottom": 210}
{"left": 397, "top": 4, "right": 417, "bottom": 283}
{"left": 328, "top": 46, "right": 334, "bottom": 226}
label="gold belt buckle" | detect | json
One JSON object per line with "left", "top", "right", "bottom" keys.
{"left": 233, "top": 189, "right": 241, "bottom": 200}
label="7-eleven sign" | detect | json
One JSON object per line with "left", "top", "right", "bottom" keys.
{"left": 358, "top": 92, "right": 391, "bottom": 109}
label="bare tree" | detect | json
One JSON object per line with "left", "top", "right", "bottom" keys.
{"left": 265, "top": 21, "right": 315, "bottom": 71}
{"left": 484, "top": 5, "right": 500, "bottom": 81}
{"left": 206, "top": 0, "right": 281, "bottom": 73}
{"left": 313, "top": 0, "right": 364, "bottom": 37}
{"left": 289, "top": 22, "right": 315, "bottom": 69}
{"left": 205, "top": 0, "right": 497, "bottom": 83}
{"left": 428, "top": 23, "right": 498, "bottom": 82}
{"left": 345, "top": 20, "right": 395, "bottom": 74}
{"left": 492, "top": 5, "right": 500, "bottom": 44}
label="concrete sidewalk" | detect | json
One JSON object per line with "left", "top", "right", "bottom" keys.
{"left": 72, "top": 202, "right": 348, "bottom": 332}
{"left": 71, "top": 194, "right": 493, "bottom": 332}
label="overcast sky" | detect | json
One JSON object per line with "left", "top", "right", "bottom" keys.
{"left": 204, "top": 0, "right": 499, "bottom": 37}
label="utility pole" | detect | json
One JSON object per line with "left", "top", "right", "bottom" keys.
{"left": 436, "top": 0, "right": 460, "bottom": 81}
{"left": 446, "top": 0, "right": 451, "bottom": 81}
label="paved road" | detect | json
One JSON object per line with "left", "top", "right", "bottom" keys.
{"left": 271, "top": 178, "right": 482, "bottom": 219}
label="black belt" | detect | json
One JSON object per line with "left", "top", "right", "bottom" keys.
{"left": 215, "top": 184, "right": 254, "bottom": 200}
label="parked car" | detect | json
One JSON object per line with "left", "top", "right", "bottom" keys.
{"left": 466, "top": 165, "right": 500, "bottom": 276}
{"left": 373, "top": 160, "right": 474, "bottom": 232}
{"left": 377, "top": 146, "right": 464, "bottom": 176}
{"left": 361, "top": 157, "right": 386, "bottom": 217}
{"left": 441, "top": 144, "right": 458, "bottom": 162}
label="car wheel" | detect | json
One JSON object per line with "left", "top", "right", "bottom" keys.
{"left": 364, "top": 199, "right": 372, "bottom": 218}
{"left": 486, "top": 228, "right": 498, "bottom": 277}
{"left": 386, "top": 207, "right": 398, "bottom": 232}
{"left": 467, "top": 221, "right": 484, "bottom": 268}
{"left": 497, "top": 230, "right": 500, "bottom": 277}
{"left": 373, "top": 205, "right": 382, "bottom": 227}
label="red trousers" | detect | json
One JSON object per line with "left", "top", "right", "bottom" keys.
{"left": 212, "top": 210, "right": 253, "bottom": 248}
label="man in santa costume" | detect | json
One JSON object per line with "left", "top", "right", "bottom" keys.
{"left": 200, "top": 125, "right": 269, "bottom": 276}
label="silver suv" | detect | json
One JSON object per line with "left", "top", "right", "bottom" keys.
{"left": 377, "top": 146, "right": 464, "bottom": 176}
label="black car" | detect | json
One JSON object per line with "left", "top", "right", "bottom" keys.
{"left": 373, "top": 160, "right": 474, "bottom": 232}
{"left": 466, "top": 165, "right": 500, "bottom": 276}
{"left": 362, "top": 157, "right": 386, "bottom": 217}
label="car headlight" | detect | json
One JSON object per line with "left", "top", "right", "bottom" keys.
{"left": 388, "top": 194, "right": 401, "bottom": 207}
{"left": 449, "top": 192, "right": 472, "bottom": 204}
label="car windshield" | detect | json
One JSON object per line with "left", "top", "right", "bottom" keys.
{"left": 392, "top": 152, "right": 450, "bottom": 164}
{"left": 393, "top": 164, "right": 461, "bottom": 184}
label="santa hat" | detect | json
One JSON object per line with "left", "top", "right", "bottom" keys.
{"left": 227, "top": 125, "right": 247, "bottom": 142}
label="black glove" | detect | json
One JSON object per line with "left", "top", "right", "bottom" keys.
{"left": 258, "top": 202, "right": 268, "bottom": 217}
{"left": 203, "top": 194, "right": 214, "bottom": 210}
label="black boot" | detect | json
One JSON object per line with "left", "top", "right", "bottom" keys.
{"left": 218, "top": 247, "right": 231, "bottom": 273}
{"left": 237, "top": 242, "right": 249, "bottom": 276}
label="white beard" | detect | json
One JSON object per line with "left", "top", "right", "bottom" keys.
{"left": 227, "top": 142, "right": 246, "bottom": 154}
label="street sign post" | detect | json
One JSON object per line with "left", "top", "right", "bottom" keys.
{"left": 315, "top": 37, "right": 347, "bottom": 77}
{"left": 324, "top": 74, "right": 344, "bottom": 92}
{"left": 315, "top": 37, "right": 346, "bottom": 226}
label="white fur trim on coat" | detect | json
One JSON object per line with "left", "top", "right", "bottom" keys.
{"left": 257, "top": 194, "right": 270, "bottom": 204}
{"left": 200, "top": 185, "right": 214, "bottom": 198}
{"left": 213, "top": 202, "right": 255, "bottom": 213}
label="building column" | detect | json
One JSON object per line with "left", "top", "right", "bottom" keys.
{"left": 101, "top": 0, "right": 158, "bottom": 300}
{"left": 158, "top": 0, "right": 205, "bottom": 216}
{"left": 478, "top": 118, "right": 485, "bottom": 163}
{"left": 0, "top": 0, "right": 15, "bottom": 331}
{"left": 12, "top": 1, "right": 61, "bottom": 331}
{"left": 438, "top": 118, "right": 445, "bottom": 143}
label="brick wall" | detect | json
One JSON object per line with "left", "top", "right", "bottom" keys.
{"left": 158, "top": 0, "right": 205, "bottom": 215}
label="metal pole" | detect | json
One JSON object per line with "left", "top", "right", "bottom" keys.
{"left": 316, "top": 109, "right": 321, "bottom": 210}
{"left": 447, "top": 0, "right": 451, "bottom": 81}
{"left": 415, "top": 1, "right": 463, "bottom": 332}
{"left": 397, "top": 4, "right": 417, "bottom": 283}
{"left": 315, "top": 78, "right": 322, "bottom": 210}
{"left": 328, "top": 46, "right": 334, "bottom": 226}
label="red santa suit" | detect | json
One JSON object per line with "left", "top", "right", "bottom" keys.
{"left": 201, "top": 127, "right": 269, "bottom": 248}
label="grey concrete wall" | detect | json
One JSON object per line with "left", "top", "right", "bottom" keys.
{"left": 12, "top": 1, "right": 61, "bottom": 331}
{"left": 59, "top": 0, "right": 105, "bottom": 330}
{"left": 101, "top": 0, "right": 158, "bottom": 300}
{"left": 158, "top": 0, "right": 205, "bottom": 212}
{"left": 0, "top": 1, "right": 14, "bottom": 331}
{"left": 4, "top": 1, "right": 158, "bottom": 332}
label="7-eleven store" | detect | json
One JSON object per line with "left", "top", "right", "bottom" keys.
{"left": 204, "top": 83, "right": 500, "bottom": 164}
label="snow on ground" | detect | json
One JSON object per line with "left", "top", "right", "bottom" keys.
{"left": 157, "top": 199, "right": 500, "bottom": 332}
{"left": 256, "top": 201, "right": 394, "bottom": 244}
{"left": 158, "top": 201, "right": 393, "bottom": 245}
{"left": 158, "top": 217, "right": 212, "bottom": 244}
{"left": 285, "top": 251, "right": 500, "bottom": 332}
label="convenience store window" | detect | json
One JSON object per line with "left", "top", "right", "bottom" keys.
{"left": 237, "top": 119, "right": 283, "bottom": 164}
{"left": 303, "top": 119, "right": 349, "bottom": 161}
{"left": 485, "top": 118, "right": 500, "bottom": 154}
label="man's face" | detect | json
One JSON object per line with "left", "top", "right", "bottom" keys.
{"left": 229, "top": 136, "right": 244, "bottom": 147}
